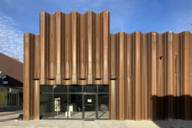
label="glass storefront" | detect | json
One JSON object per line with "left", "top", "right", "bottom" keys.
{"left": 40, "top": 85, "right": 109, "bottom": 120}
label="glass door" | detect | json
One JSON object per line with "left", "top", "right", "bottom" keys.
{"left": 84, "top": 94, "right": 96, "bottom": 120}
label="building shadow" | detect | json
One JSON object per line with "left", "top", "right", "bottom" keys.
{"left": 154, "top": 119, "right": 192, "bottom": 128}
{"left": 152, "top": 95, "right": 192, "bottom": 128}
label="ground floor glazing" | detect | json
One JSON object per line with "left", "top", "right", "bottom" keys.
{"left": 40, "top": 85, "right": 109, "bottom": 120}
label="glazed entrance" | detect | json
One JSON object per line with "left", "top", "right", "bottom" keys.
{"left": 40, "top": 85, "right": 109, "bottom": 120}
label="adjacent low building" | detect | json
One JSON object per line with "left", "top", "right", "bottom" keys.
{"left": 0, "top": 53, "right": 23, "bottom": 111}
{"left": 23, "top": 11, "right": 192, "bottom": 120}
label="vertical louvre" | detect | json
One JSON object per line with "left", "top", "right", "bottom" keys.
{"left": 102, "top": 11, "right": 109, "bottom": 84}
{"left": 23, "top": 33, "right": 35, "bottom": 120}
{"left": 64, "top": 14, "right": 72, "bottom": 81}
{"left": 117, "top": 33, "right": 126, "bottom": 119}
{"left": 134, "top": 32, "right": 142, "bottom": 120}
{"left": 55, "top": 12, "right": 63, "bottom": 84}
{"left": 33, "top": 80, "right": 40, "bottom": 120}
{"left": 48, "top": 14, "right": 56, "bottom": 80}
{"left": 110, "top": 35, "right": 116, "bottom": 79}
{"left": 71, "top": 12, "right": 78, "bottom": 84}
{"left": 95, "top": 14, "right": 102, "bottom": 79}
{"left": 141, "top": 34, "right": 148, "bottom": 119}
{"left": 79, "top": 14, "right": 86, "bottom": 80}
{"left": 34, "top": 35, "right": 40, "bottom": 79}
{"left": 182, "top": 32, "right": 190, "bottom": 95}
{"left": 110, "top": 80, "right": 116, "bottom": 119}
{"left": 86, "top": 12, "right": 93, "bottom": 84}
{"left": 173, "top": 34, "right": 180, "bottom": 97}
{"left": 157, "top": 34, "right": 164, "bottom": 97}
{"left": 40, "top": 12, "right": 50, "bottom": 85}
{"left": 125, "top": 35, "right": 133, "bottom": 119}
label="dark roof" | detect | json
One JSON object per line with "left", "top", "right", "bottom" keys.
{"left": 0, "top": 53, "right": 23, "bottom": 82}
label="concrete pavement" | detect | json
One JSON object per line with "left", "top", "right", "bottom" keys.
{"left": 0, "top": 111, "right": 192, "bottom": 128}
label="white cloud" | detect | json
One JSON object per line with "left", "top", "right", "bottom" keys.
{"left": 0, "top": 13, "right": 23, "bottom": 62}
{"left": 168, "top": 14, "right": 192, "bottom": 32}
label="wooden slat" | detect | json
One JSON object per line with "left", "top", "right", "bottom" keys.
{"left": 34, "top": 80, "right": 40, "bottom": 120}
{"left": 40, "top": 12, "right": 50, "bottom": 85}
{"left": 110, "top": 35, "right": 116, "bottom": 79}
{"left": 23, "top": 33, "right": 30, "bottom": 120}
{"left": 71, "top": 12, "right": 78, "bottom": 84}
{"left": 190, "top": 34, "right": 192, "bottom": 97}
{"left": 55, "top": 12, "right": 64, "bottom": 84}
{"left": 34, "top": 35, "right": 40, "bottom": 79}
{"left": 110, "top": 80, "right": 116, "bottom": 119}
{"left": 102, "top": 11, "right": 109, "bottom": 84}
{"left": 134, "top": 32, "right": 141, "bottom": 120}
{"left": 157, "top": 34, "right": 164, "bottom": 97}
{"left": 141, "top": 34, "right": 148, "bottom": 119}
{"left": 117, "top": 33, "right": 126, "bottom": 120}
{"left": 166, "top": 32, "right": 174, "bottom": 118}
{"left": 173, "top": 34, "right": 179, "bottom": 97}
{"left": 86, "top": 12, "right": 93, "bottom": 84}
{"left": 182, "top": 32, "right": 190, "bottom": 95}
{"left": 48, "top": 14, "right": 56, "bottom": 80}
{"left": 63, "top": 14, "right": 72, "bottom": 81}
{"left": 181, "top": 32, "right": 191, "bottom": 119}
{"left": 131, "top": 33, "right": 136, "bottom": 119}
{"left": 166, "top": 32, "right": 174, "bottom": 95}
{"left": 23, "top": 33, "right": 34, "bottom": 120}
{"left": 151, "top": 32, "right": 157, "bottom": 96}
{"left": 61, "top": 13, "right": 65, "bottom": 84}
{"left": 95, "top": 13, "right": 102, "bottom": 79}
{"left": 79, "top": 14, "right": 86, "bottom": 80}
{"left": 125, "top": 34, "right": 133, "bottom": 119}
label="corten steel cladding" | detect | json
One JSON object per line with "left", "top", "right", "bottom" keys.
{"left": 23, "top": 11, "right": 192, "bottom": 120}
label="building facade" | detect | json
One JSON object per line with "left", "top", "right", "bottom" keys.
{"left": 24, "top": 11, "right": 192, "bottom": 120}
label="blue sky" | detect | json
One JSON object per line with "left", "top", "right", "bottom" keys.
{"left": 0, "top": 0, "right": 192, "bottom": 61}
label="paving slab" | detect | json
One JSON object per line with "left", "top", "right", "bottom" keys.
{"left": 0, "top": 111, "right": 192, "bottom": 128}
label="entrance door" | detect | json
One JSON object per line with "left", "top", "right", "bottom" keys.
{"left": 84, "top": 94, "right": 96, "bottom": 120}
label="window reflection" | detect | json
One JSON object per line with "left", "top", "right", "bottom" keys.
{"left": 98, "top": 94, "right": 109, "bottom": 119}
{"left": 69, "top": 85, "right": 82, "bottom": 93}
{"left": 40, "top": 93, "right": 54, "bottom": 118}
{"left": 84, "top": 85, "right": 97, "bottom": 92}
{"left": 68, "top": 94, "right": 83, "bottom": 119}
{"left": 98, "top": 85, "right": 109, "bottom": 93}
